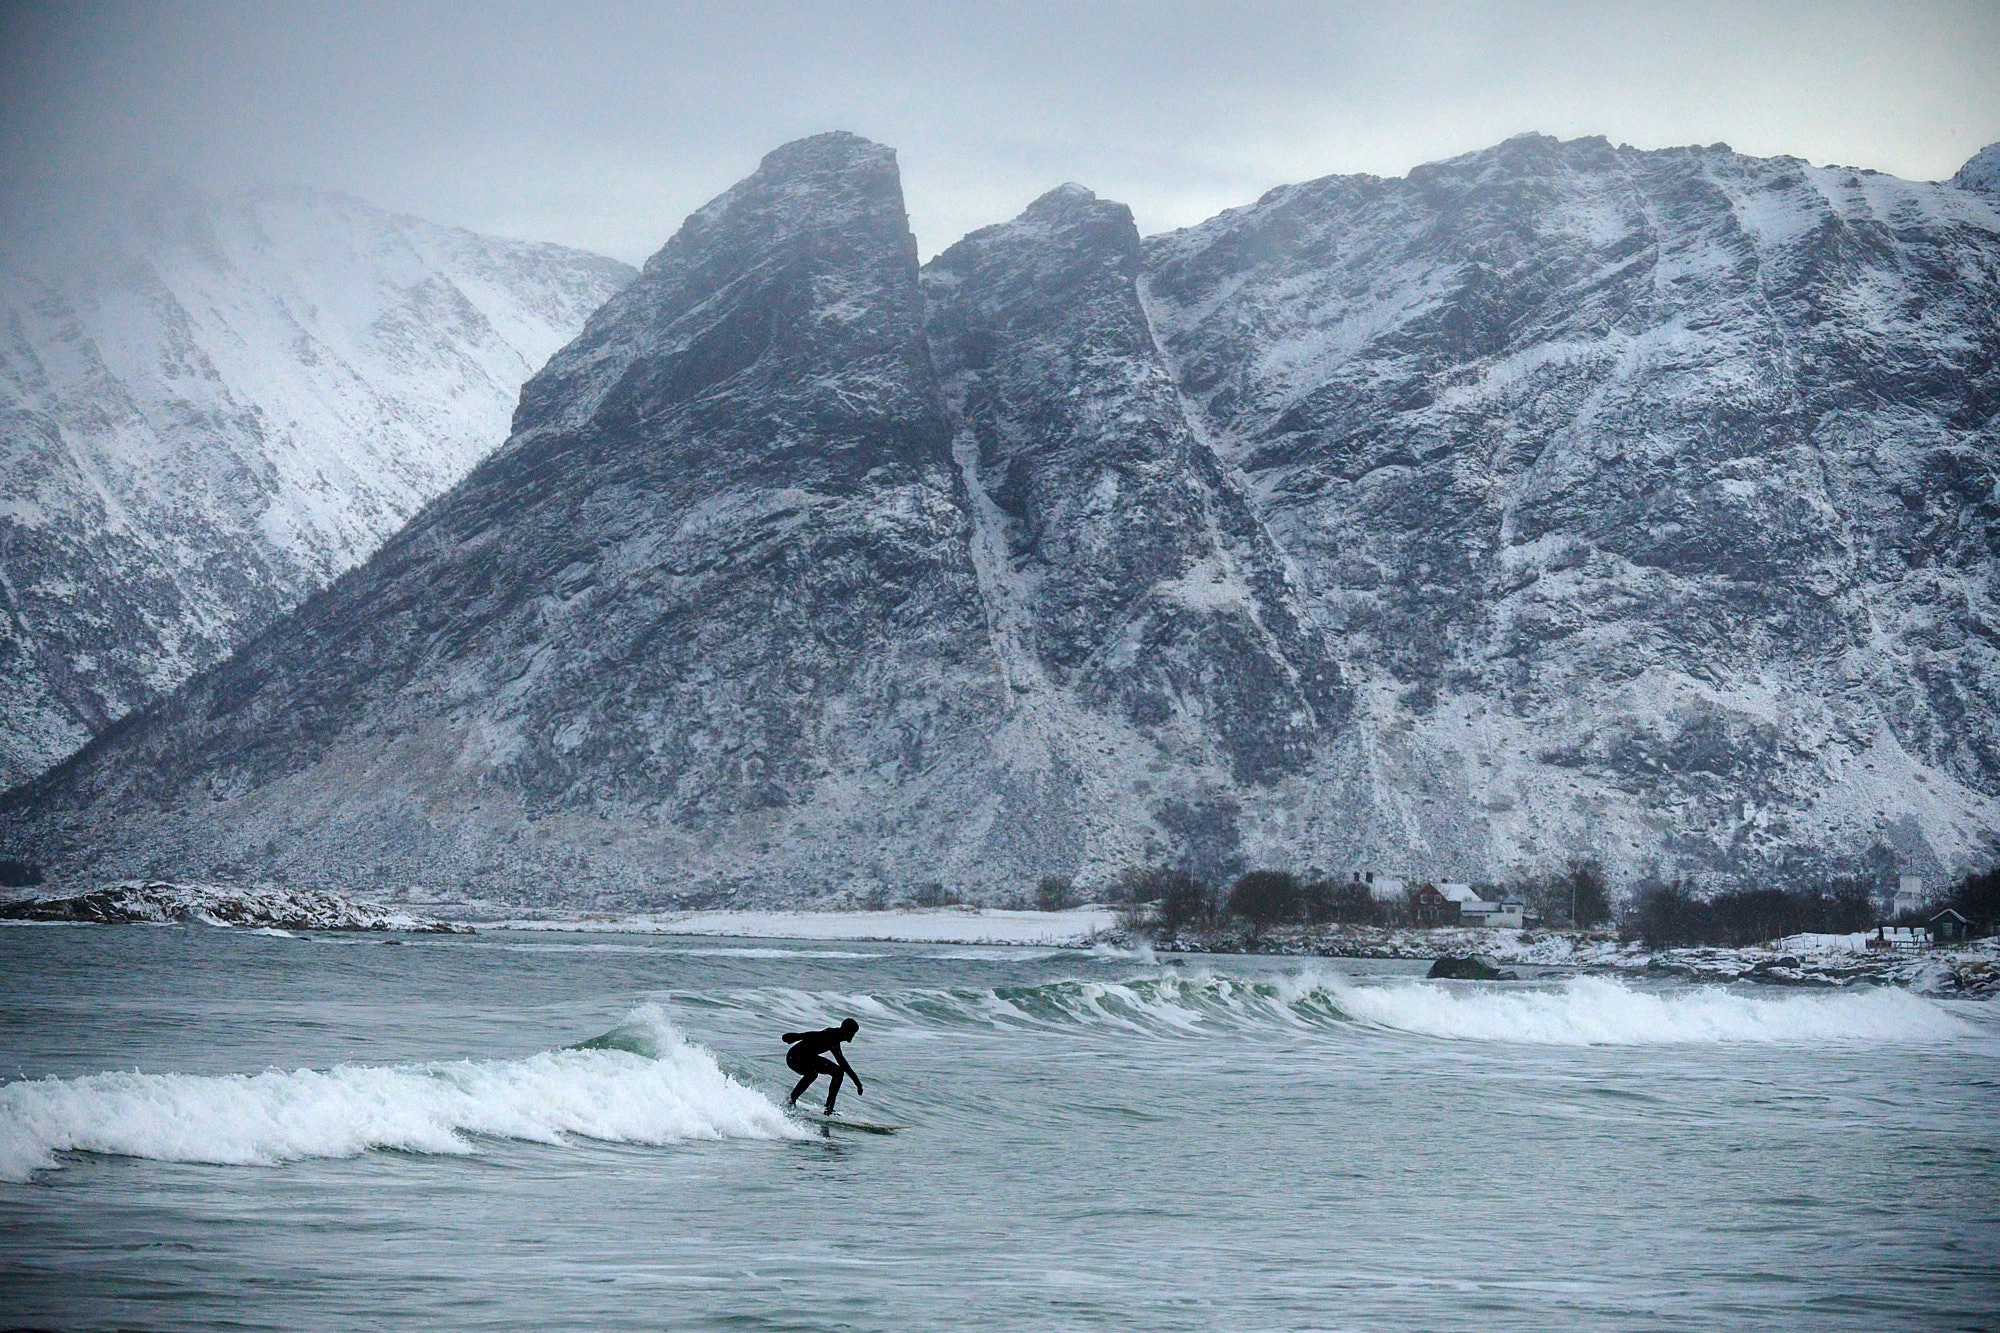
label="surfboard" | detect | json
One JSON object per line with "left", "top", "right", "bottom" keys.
{"left": 800, "top": 1111, "right": 905, "bottom": 1134}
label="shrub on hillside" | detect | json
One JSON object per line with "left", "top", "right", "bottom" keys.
{"left": 1300, "top": 877, "right": 1341, "bottom": 925}
{"left": 1628, "top": 879, "right": 1875, "bottom": 947}
{"left": 0, "top": 859, "right": 43, "bottom": 889}
{"left": 911, "top": 882, "right": 960, "bottom": 908}
{"left": 1627, "top": 881, "right": 1707, "bottom": 947}
{"left": 1507, "top": 858, "right": 1613, "bottom": 929}
{"left": 1226, "top": 870, "right": 1303, "bottom": 934}
{"left": 1943, "top": 865, "right": 2000, "bottom": 933}
{"left": 1158, "top": 875, "right": 1215, "bottom": 937}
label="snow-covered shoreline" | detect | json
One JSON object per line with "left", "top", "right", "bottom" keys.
{"left": 1126, "top": 923, "right": 2000, "bottom": 997}
{"left": 479, "top": 906, "right": 1122, "bottom": 947}
{"left": 6, "top": 883, "right": 1991, "bottom": 997}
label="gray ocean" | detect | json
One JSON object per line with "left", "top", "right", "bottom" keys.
{"left": 2, "top": 924, "right": 1995, "bottom": 1331}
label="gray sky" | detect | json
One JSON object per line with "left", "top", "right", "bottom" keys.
{"left": 4, "top": 1, "right": 1997, "bottom": 263}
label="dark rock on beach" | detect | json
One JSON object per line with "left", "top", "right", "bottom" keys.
{"left": 1427, "top": 954, "right": 1520, "bottom": 981}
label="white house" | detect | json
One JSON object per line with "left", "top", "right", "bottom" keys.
{"left": 1891, "top": 874, "right": 1925, "bottom": 917}
{"left": 1461, "top": 897, "right": 1526, "bottom": 929}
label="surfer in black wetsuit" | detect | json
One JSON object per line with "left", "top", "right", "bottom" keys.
{"left": 783, "top": 1018, "right": 864, "bottom": 1114}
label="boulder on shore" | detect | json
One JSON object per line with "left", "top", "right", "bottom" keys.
{"left": 1427, "top": 954, "right": 1519, "bottom": 981}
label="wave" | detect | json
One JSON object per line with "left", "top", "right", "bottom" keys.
{"left": 1332, "top": 975, "right": 1975, "bottom": 1046}
{"left": 711, "top": 971, "right": 1975, "bottom": 1048}
{"left": 0, "top": 1005, "right": 799, "bottom": 1182}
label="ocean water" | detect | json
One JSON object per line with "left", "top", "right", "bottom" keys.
{"left": 2, "top": 925, "right": 1995, "bottom": 1331}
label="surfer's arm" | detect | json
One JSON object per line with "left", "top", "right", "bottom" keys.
{"left": 836, "top": 1048, "right": 863, "bottom": 1092}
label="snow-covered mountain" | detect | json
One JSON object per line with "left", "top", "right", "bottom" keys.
{"left": 3, "top": 134, "right": 1995, "bottom": 903}
{"left": 0, "top": 138, "right": 1355, "bottom": 902}
{"left": 0, "top": 181, "right": 633, "bottom": 787}
{"left": 1142, "top": 134, "right": 2000, "bottom": 891}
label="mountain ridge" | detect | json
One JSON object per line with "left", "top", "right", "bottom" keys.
{"left": 4, "top": 132, "right": 1996, "bottom": 902}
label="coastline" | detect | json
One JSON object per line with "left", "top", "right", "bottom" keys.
{"left": 1112, "top": 923, "right": 2000, "bottom": 997}
{"left": 7, "top": 882, "right": 1994, "bottom": 996}
{"left": 476, "top": 905, "right": 1121, "bottom": 947}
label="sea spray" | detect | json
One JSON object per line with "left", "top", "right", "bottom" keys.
{"left": 0, "top": 1004, "right": 800, "bottom": 1181}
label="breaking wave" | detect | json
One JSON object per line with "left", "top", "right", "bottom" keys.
{"left": 723, "top": 971, "right": 1973, "bottom": 1048}
{"left": 1330, "top": 975, "right": 1974, "bottom": 1046}
{"left": 0, "top": 1004, "right": 799, "bottom": 1182}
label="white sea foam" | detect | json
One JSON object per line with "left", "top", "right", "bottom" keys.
{"left": 672, "top": 946, "right": 886, "bottom": 960}
{"left": 0, "top": 1004, "right": 800, "bottom": 1182}
{"left": 693, "top": 971, "right": 1976, "bottom": 1049}
{"left": 1330, "top": 975, "right": 1974, "bottom": 1046}
{"left": 920, "top": 947, "right": 1069, "bottom": 962}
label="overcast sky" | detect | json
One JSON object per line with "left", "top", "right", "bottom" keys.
{"left": 4, "top": 0, "right": 1997, "bottom": 262}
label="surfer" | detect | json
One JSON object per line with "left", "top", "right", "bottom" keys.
{"left": 782, "top": 1018, "right": 864, "bottom": 1115}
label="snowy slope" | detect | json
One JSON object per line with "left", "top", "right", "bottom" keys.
{"left": 0, "top": 180, "right": 633, "bottom": 786}
{"left": 1142, "top": 135, "right": 2000, "bottom": 891}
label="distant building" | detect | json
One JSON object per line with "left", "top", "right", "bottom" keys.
{"left": 1929, "top": 908, "right": 1970, "bottom": 943}
{"left": 1891, "top": 874, "right": 1926, "bottom": 917}
{"left": 1408, "top": 883, "right": 1458, "bottom": 926}
{"left": 1462, "top": 897, "right": 1525, "bottom": 929}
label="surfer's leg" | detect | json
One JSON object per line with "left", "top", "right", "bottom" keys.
{"left": 823, "top": 1067, "right": 846, "bottom": 1114}
{"left": 788, "top": 1071, "right": 818, "bottom": 1106}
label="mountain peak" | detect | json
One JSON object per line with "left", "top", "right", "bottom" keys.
{"left": 640, "top": 132, "right": 909, "bottom": 283}
{"left": 1034, "top": 181, "right": 1099, "bottom": 207}
{"left": 757, "top": 130, "right": 893, "bottom": 175}
{"left": 1952, "top": 141, "right": 2000, "bottom": 195}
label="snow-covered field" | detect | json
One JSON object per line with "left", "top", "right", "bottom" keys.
{"left": 483, "top": 906, "right": 1121, "bottom": 946}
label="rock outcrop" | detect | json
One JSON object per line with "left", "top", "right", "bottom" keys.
{"left": 1426, "top": 954, "right": 1519, "bottom": 981}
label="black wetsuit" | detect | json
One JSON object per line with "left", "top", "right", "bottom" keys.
{"left": 783, "top": 1022, "right": 863, "bottom": 1114}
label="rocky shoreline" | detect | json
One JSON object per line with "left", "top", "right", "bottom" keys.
{"left": 1108, "top": 923, "right": 2000, "bottom": 998}
{"left": 0, "top": 882, "right": 466, "bottom": 933}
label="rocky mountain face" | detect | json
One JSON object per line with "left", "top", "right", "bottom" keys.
{"left": 0, "top": 138, "right": 1354, "bottom": 903}
{"left": 1142, "top": 133, "right": 2000, "bottom": 891}
{"left": 923, "top": 184, "right": 1347, "bottom": 882}
{"left": 0, "top": 136, "right": 997, "bottom": 900}
{"left": 3, "top": 133, "right": 1996, "bottom": 903}
{"left": 0, "top": 182, "right": 633, "bottom": 787}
